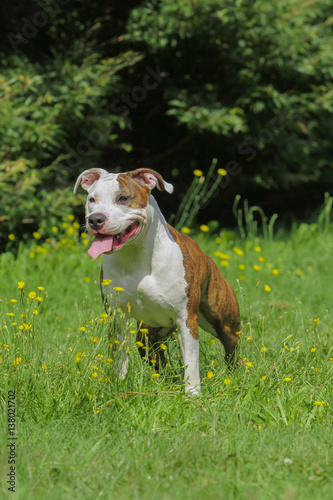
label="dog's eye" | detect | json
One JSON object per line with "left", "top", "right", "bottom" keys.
{"left": 88, "top": 197, "right": 95, "bottom": 203}
{"left": 118, "top": 195, "right": 130, "bottom": 203}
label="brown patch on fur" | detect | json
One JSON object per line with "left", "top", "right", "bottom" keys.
{"left": 117, "top": 173, "right": 150, "bottom": 209}
{"left": 167, "top": 225, "right": 240, "bottom": 364}
{"left": 127, "top": 168, "right": 169, "bottom": 191}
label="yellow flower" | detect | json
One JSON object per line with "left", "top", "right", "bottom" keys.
{"left": 28, "top": 291, "right": 37, "bottom": 299}
{"left": 140, "top": 328, "right": 149, "bottom": 334}
{"left": 238, "top": 264, "right": 246, "bottom": 270}
{"left": 220, "top": 260, "right": 229, "bottom": 267}
{"left": 107, "top": 358, "right": 114, "bottom": 363}
{"left": 246, "top": 336, "right": 253, "bottom": 341}
{"left": 283, "top": 377, "right": 292, "bottom": 382}
{"left": 10, "top": 299, "right": 18, "bottom": 304}
{"left": 311, "top": 348, "right": 317, "bottom": 353}
{"left": 92, "top": 372, "right": 98, "bottom": 378}
{"left": 33, "top": 232, "right": 41, "bottom": 239}
{"left": 101, "top": 279, "right": 112, "bottom": 286}
{"left": 13, "top": 357, "right": 22, "bottom": 368}
{"left": 37, "top": 286, "right": 44, "bottom": 291}
{"left": 23, "top": 323, "right": 32, "bottom": 330}
{"left": 17, "top": 281, "right": 25, "bottom": 289}
{"left": 245, "top": 361, "right": 253, "bottom": 367}
{"left": 253, "top": 265, "right": 261, "bottom": 271}
{"left": 233, "top": 246, "right": 244, "bottom": 256}
{"left": 200, "top": 225, "right": 209, "bottom": 232}
{"left": 314, "top": 401, "right": 327, "bottom": 406}
{"left": 264, "top": 285, "right": 271, "bottom": 292}
{"left": 32, "top": 309, "right": 38, "bottom": 315}
{"left": 136, "top": 341, "right": 144, "bottom": 347}
{"left": 261, "top": 347, "right": 268, "bottom": 353}
{"left": 181, "top": 227, "right": 191, "bottom": 234}
{"left": 8, "top": 234, "right": 15, "bottom": 241}
{"left": 215, "top": 251, "right": 229, "bottom": 259}
{"left": 152, "top": 373, "right": 160, "bottom": 378}
{"left": 7, "top": 312, "right": 15, "bottom": 317}
{"left": 215, "top": 237, "right": 222, "bottom": 243}
{"left": 217, "top": 168, "right": 227, "bottom": 176}
{"left": 79, "top": 326, "right": 86, "bottom": 332}
{"left": 254, "top": 246, "right": 261, "bottom": 252}
{"left": 113, "top": 286, "right": 124, "bottom": 292}
{"left": 271, "top": 269, "right": 279, "bottom": 275}
{"left": 91, "top": 337, "right": 100, "bottom": 343}
{"left": 258, "top": 256, "right": 265, "bottom": 262}
{"left": 296, "top": 269, "right": 303, "bottom": 275}
{"left": 160, "top": 344, "right": 167, "bottom": 350}
{"left": 207, "top": 370, "right": 214, "bottom": 378}
{"left": 258, "top": 424, "right": 263, "bottom": 430}
{"left": 151, "top": 359, "right": 157, "bottom": 365}
{"left": 42, "top": 363, "right": 48, "bottom": 370}
{"left": 224, "top": 378, "right": 231, "bottom": 385}
{"left": 36, "top": 296, "right": 43, "bottom": 302}
{"left": 193, "top": 169, "right": 203, "bottom": 177}
{"left": 52, "top": 226, "right": 59, "bottom": 233}
{"left": 261, "top": 376, "right": 267, "bottom": 381}
{"left": 239, "top": 275, "right": 246, "bottom": 280}
{"left": 236, "top": 330, "right": 242, "bottom": 336}
{"left": 210, "top": 339, "right": 216, "bottom": 344}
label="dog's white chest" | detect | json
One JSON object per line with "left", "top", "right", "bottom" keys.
{"left": 102, "top": 234, "right": 188, "bottom": 328}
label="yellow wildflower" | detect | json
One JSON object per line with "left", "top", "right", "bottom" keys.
{"left": 17, "top": 281, "right": 25, "bottom": 289}
{"left": 101, "top": 279, "right": 112, "bottom": 286}
{"left": 193, "top": 169, "right": 203, "bottom": 177}
{"left": 181, "top": 227, "right": 191, "bottom": 234}
{"left": 254, "top": 246, "right": 261, "bottom": 252}
{"left": 160, "top": 344, "right": 167, "bottom": 350}
{"left": 233, "top": 247, "right": 244, "bottom": 256}
{"left": 207, "top": 370, "right": 214, "bottom": 378}
{"left": 13, "top": 357, "right": 22, "bottom": 368}
{"left": 217, "top": 168, "right": 227, "bottom": 176}
{"left": 214, "top": 251, "right": 229, "bottom": 259}
{"left": 253, "top": 265, "right": 261, "bottom": 271}
{"left": 271, "top": 269, "right": 279, "bottom": 275}
{"left": 8, "top": 234, "right": 15, "bottom": 241}
{"left": 224, "top": 378, "right": 231, "bottom": 385}
{"left": 28, "top": 291, "right": 37, "bottom": 299}
{"left": 314, "top": 401, "right": 327, "bottom": 406}
{"left": 200, "top": 225, "right": 209, "bottom": 232}
{"left": 113, "top": 286, "right": 124, "bottom": 292}
{"left": 264, "top": 285, "right": 271, "bottom": 292}
{"left": 220, "top": 260, "right": 229, "bottom": 267}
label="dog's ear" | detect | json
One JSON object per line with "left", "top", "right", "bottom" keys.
{"left": 73, "top": 168, "right": 108, "bottom": 193}
{"left": 128, "top": 168, "right": 173, "bottom": 194}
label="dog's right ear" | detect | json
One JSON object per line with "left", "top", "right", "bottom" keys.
{"left": 73, "top": 168, "right": 108, "bottom": 193}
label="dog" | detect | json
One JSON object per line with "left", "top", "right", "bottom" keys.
{"left": 74, "top": 168, "right": 240, "bottom": 394}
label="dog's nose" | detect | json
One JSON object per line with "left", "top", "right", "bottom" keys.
{"left": 88, "top": 213, "right": 106, "bottom": 231}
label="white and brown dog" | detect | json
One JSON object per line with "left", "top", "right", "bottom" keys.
{"left": 74, "top": 168, "right": 240, "bottom": 394}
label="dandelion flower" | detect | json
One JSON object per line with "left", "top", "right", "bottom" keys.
{"left": 271, "top": 269, "right": 279, "bottom": 275}
{"left": 217, "top": 168, "right": 227, "bottom": 176}
{"left": 101, "top": 279, "right": 112, "bottom": 286}
{"left": 233, "top": 246, "right": 244, "bottom": 256}
{"left": 136, "top": 341, "right": 144, "bottom": 347}
{"left": 28, "top": 291, "right": 37, "bottom": 299}
{"left": 13, "top": 357, "right": 22, "bottom": 368}
{"left": 314, "top": 401, "right": 327, "bottom": 406}
{"left": 264, "top": 285, "right": 271, "bottom": 292}
{"left": 220, "top": 260, "right": 229, "bottom": 267}
{"left": 215, "top": 251, "right": 229, "bottom": 259}
{"left": 200, "top": 225, "right": 209, "bottom": 233}
{"left": 311, "top": 348, "right": 317, "bottom": 353}
{"left": 8, "top": 234, "right": 15, "bottom": 241}
{"left": 283, "top": 377, "right": 292, "bottom": 382}
{"left": 254, "top": 246, "right": 261, "bottom": 252}
{"left": 253, "top": 265, "right": 261, "bottom": 271}
{"left": 238, "top": 264, "right": 246, "bottom": 270}
{"left": 113, "top": 286, "right": 124, "bottom": 292}
{"left": 160, "top": 344, "right": 167, "bottom": 350}
{"left": 207, "top": 370, "right": 214, "bottom": 378}
{"left": 17, "top": 281, "right": 25, "bottom": 289}
{"left": 245, "top": 361, "right": 253, "bottom": 367}
{"left": 181, "top": 227, "right": 191, "bottom": 234}
{"left": 193, "top": 169, "right": 203, "bottom": 177}
{"left": 152, "top": 373, "right": 160, "bottom": 378}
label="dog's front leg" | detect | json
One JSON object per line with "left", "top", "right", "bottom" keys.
{"left": 177, "top": 319, "right": 201, "bottom": 395}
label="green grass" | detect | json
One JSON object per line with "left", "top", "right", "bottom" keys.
{"left": 1, "top": 210, "right": 333, "bottom": 499}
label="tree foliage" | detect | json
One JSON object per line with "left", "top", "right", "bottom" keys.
{"left": 0, "top": 0, "right": 332, "bottom": 247}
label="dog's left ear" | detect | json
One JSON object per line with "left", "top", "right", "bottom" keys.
{"left": 128, "top": 168, "right": 173, "bottom": 194}
{"left": 73, "top": 168, "right": 108, "bottom": 194}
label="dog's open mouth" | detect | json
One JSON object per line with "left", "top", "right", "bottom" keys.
{"left": 88, "top": 222, "right": 140, "bottom": 259}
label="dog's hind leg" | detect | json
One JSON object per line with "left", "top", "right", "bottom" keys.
{"left": 136, "top": 323, "right": 175, "bottom": 372}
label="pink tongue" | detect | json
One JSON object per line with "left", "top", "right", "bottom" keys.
{"left": 88, "top": 234, "right": 114, "bottom": 259}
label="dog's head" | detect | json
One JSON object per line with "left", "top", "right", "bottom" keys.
{"left": 74, "top": 168, "right": 173, "bottom": 259}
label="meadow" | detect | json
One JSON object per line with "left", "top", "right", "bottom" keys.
{"left": 0, "top": 197, "right": 333, "bottom": 500}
